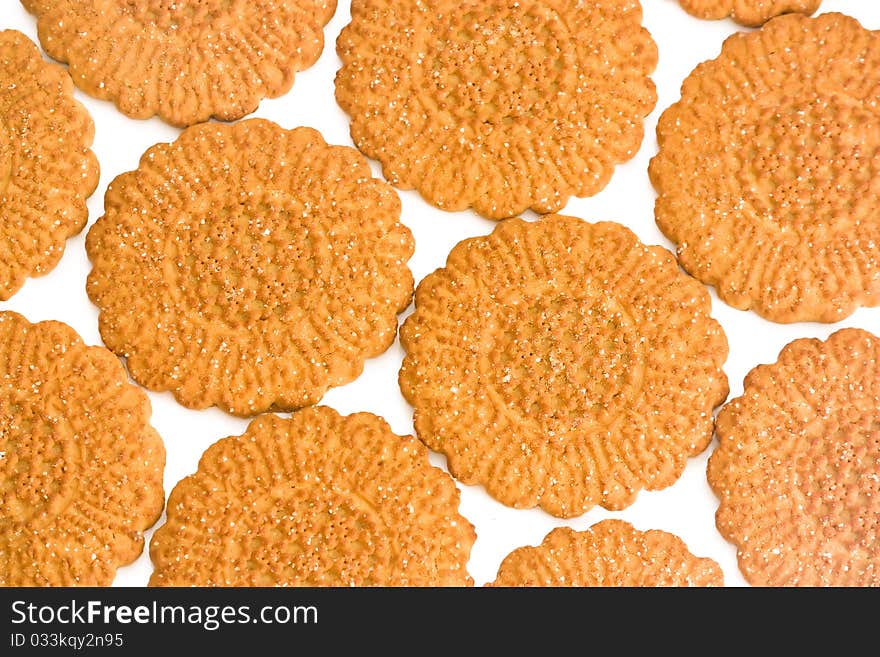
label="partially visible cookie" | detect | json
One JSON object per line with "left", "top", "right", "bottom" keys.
{"left": 149, "top": 406, "right": 475, "bottom": 586}
{"left": 0, "top": 29, "right": 99, "bottom": 301}
{"left": 650, "top": 13, "right": 880, "bottom": 323}
{"left": 709, "top": 328, "right": 880, "bottom": 587}
{"left": 0, "top": 311, "right": 165, "bottom": 586}
{"left": 22, "top": 0, "right": 337, "bottom": 127}
{"left": 399, "top": 215, "right": 729, "bottom": 518}
{"left": 678, "top": 0, "right": 821, "bottom": 26}
{"left": 87, "top": 119, "right": 414, "bottom": 417}
{"left": 489, "top": 520, "right": 723, "bottom": 586}
{"left": 336, "top": 0, "right": 657, "bottom": 219}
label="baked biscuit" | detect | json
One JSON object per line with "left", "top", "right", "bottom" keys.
{"left": 87, "top": 119, "right": 414, "bottom": 416}
{"left": 149, "top": 406, "right": 475, "bottom": 586}
{"left": 336, "top": 0, "right": 657, "bottom": 219}
{"left": 399, "top": 215, "right": 729, "bottom": 517}
{"left": 0, "top": 311, "right": 165, "bottom": 586}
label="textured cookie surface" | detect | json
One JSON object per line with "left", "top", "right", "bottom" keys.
{"left": 709, "top": 328, "right": 880, "bottom": 587}
{"left": 0, "top": 29, "right": 99, "bottom": 301}
{"left": 678, "top": 0, "right": 820, "bottom": 26}
{"left": 650, "top": 13, "right": 880, "bottom": 323}
{"left": 489, "top": 520, "right": 723, "bottom": 586}
{"left": 336, "top": 0, "right": 657, "bottom": 220}
{"left": 149, "top": 406, "right": 475, "bottom": 586}
{"left": 399, "top": 215, "right": 729, "bottom": 518}
{"left": 22, "top": 0, "right": 337, "bottom": 127}
{"left": 0, "top": 311, "right": 165, "bottom": 586}
{"left": 87, "top": 119, "right": 414, "bottom": 417}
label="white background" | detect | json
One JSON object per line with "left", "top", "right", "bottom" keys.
{"left": 2, "top": 0, "right": 878, "bottom": 588}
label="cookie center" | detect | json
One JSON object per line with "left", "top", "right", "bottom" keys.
{"left": 743, "top": 95, "right": 880, "bottom": 231}
{"left": 0, "top": 397, "right": 78, "bottom": 527}
{"left": 427, "top": 6, "right": 569, "bottom": 123}
{"left": 796, "top": 416, "right": 880, "bottom": 545}
{"left": 489, "top": 293, "right": 640, "bottom": 430}
{"left": 169, "top": 195, "right": 331, "bottom": 327}
{"left": 243, "top": 487, "right": 392, "bottom": 586}
{"left": 118, "top": 0, "right": 240, "bottom": 28}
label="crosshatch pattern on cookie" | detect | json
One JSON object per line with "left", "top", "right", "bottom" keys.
{"left": 0, "top": 311, "right": 165, "bottom": 586}
{"left": 650, "top": 12, "right": 880, "bottom": 323}
{"left": 399, "top": 215, "right": 729, "bottom": 518}
{"left": 149, "top": 406, "right": 476, "bottom": 587}
{"left": 86, "top": 119, "right": 415, "bottom": 417}
{"left": 336, "top": 0, "right": 658, "bottom": 219}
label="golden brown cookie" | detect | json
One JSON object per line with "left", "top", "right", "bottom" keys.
{"left": 489, "top": 520, "right": 724, "bottom": 586}
{"left": 0, "top": 311, "right": 165, "bottom": 586}
{"left": 709, "top": 328, "right": 880, "bottom": 587}
{"left": 22, "top": 0, "right": 337, "bottom": 127}
{"left": 0, "top": 29, "right": 99, "bottom": 301}
{"left": 399, "top": 215, "right": 729, "bottom": 518}
{"left": 650, "top": 13, "right": 880, "bottom": 323}
{"left": 678, "top": 0, "right": 821, "bottom": 26}
{"left": 86, "top": 119, "right": 414, "bottom": 417}
{"left": 149, "top": 406, "right": 475, "bottom": 586}
{"left": 336, "top": 0, "right": 658, "bottom": 220}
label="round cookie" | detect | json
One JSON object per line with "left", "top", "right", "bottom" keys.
{"left": 678, "top": 0, "right": 821, "bottom": 26}
{"left": 709, "top": 328, "right": 880, "bottom": 587}
{"left": 399, "top": 215, "right": 730, "bottom": 518}
{"left": 650, "top": 13, "right": 880, "bottom": 323}
{"left": 21, "top": 0, "right": 338, "bottom": 127}
{"left": 0, "top": 311, "right": 165, "bottom": 586}
{"left": 336, "top": 0, "right": 658, "bottom": 220}
{"left": 0, "top": 29, "right": 99, "bottom": 301}
{"left": 86, "top": 119, "right": 414, "bottom": 417}
{"left": 149, "top": 406, "right": 476, "bottom": 586}
{"left": 489, "top": 520, "right": 723, "bottom": 586}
